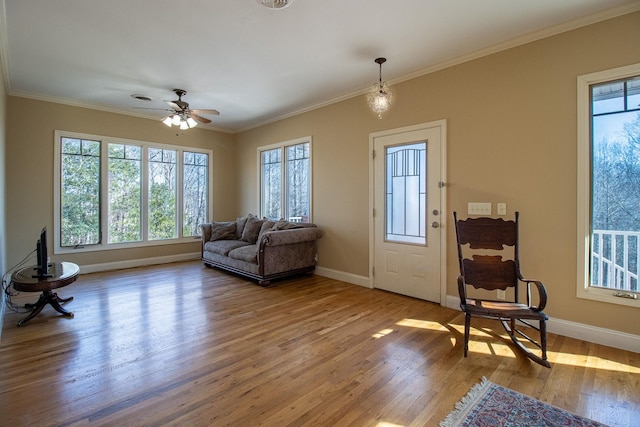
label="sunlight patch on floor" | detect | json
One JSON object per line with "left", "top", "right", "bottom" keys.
{"left": 468, "top": 341, "right": 517, "bottom": 358}
{"left": 373, "top": 328, "right": 394, "bottom": 339}
{"left": 548, "top": 351, "right": 640, "bottom": 373}
{"left": 375, "top": 422, "right": 405, "bottom": 427}
{"left": 396, "top": 318, "right": 449, "bottom": 331}
{"left": 387, "top": 318, "right": 639, "bottom": 374}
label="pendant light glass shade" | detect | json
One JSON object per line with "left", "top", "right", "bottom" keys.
{"left": 367, "top": 57, "right": 392, "bottom": 119}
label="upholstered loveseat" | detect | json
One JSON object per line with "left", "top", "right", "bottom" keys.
{"left": 200, "top": 215, "right": 321, "bottom": 285}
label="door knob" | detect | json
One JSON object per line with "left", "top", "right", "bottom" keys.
{"left": 431, "top": 221, "right": 440, "bottom": 228}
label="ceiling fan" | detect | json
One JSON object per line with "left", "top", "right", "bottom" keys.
{"left": 138, "top": 89, "right": 220, "bottom": 129}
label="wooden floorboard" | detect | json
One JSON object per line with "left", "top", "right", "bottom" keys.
{"left": 1, "top": 261, "right": 639, "bottom": 426}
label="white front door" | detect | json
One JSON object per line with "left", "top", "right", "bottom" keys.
{"left": 370, "top": 121, "right": 446, "bottom": 303}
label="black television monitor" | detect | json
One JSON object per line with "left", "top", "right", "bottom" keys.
{"left": 33, "top": 227, "right": 52, "bottom": 278}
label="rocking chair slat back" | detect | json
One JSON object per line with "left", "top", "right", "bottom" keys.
{"left": 454, "top": 216, "right": 517, "bottom": 249}
{"left": 462, "top": 255, "right": 517, "bottom": 290}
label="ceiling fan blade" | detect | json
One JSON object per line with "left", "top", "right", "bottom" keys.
{"left": 192, "top": 108, "right": 220, "bottom": 116}
{"left": 189, "top": 113, "right": 212, "bottom": 124}
{"left": 166, "top": 101, "right": 182, "bottom": 111}
{"left": 133, "top": 107, "right": 174, "bottom": 113}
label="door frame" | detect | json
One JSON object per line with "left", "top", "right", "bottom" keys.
{"left": 368, "top": 119, "right": 447, "bottom": 305}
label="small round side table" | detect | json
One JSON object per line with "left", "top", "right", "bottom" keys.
{"left": 11, "top": 261, "right": 79, "bottom": 327}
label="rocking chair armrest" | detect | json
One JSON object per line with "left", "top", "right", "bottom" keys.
{"left": 522, "top": 279, "right": 547, "bottom": 311}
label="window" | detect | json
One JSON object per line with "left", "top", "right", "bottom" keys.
{"left": 259, "top": 137, "right": 311, "bottom": 222}
{"left": 60, "top": 137, "right": 101, "bottom": 247}
{"left": 577, "top": 64, "right": 640, "bottom": 307}
{"left": 148, "top": 148, "right": 177, "bottom": 240}
{"left": 54, "top": 131, "right": 212, "bottom": 253}
{"left": 183, "top": 152, "right": 209, "bottom": 238}
{"left": 108, "top": 143, "right": 141, "bottom": 243}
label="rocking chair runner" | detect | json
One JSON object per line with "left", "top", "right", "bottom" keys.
{"left": 453, "top": 211, "right": 550, "bottom": 368}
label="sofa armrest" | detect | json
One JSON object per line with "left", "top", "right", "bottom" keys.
{"left": 260, "top": 227, "right": 321, "bottom": 247}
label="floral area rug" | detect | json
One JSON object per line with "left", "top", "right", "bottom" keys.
{"left": 440, "top": 377, "right": 608, "bottom": 427}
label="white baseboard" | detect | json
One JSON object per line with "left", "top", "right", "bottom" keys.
{"left": 445, "top": 295, "right": 640, "bottom": 353}
{"left": 78, "top": 252, "right": 201, "bottom": 274}
{"left": 547, "top": 317, "right": 640, "bottom": 354}
{"left": 314, "top": 266, "right": 370, "bottom": 288}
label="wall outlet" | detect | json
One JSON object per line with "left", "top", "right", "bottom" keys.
{"left": 497, "top": 289, "right": 506, "bottom": 300}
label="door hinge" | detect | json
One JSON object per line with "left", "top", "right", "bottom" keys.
{"left": 373, "top": 208, "right": 376, "bottom": 217}
{"left": 372, "top": 150, "right": 376, "bottom": 160}
{"left": 372, "top": 266, "right": 375, "bottom": 277}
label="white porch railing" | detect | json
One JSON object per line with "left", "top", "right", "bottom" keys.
{"left": 591, "top": 229, "right": 640, "bottom": 291}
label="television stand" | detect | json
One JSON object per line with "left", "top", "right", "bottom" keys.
{"left": 11, "top": 261, "right": 79, "bottom": 327}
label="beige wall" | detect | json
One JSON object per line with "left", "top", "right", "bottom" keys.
{"left": 235, "top": 11, "right": 640, "bottom": 335}
{"left": 5, "top": 97, "right": 238, "bottom": 268}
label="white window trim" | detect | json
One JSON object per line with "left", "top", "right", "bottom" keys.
{"left": 53, "top": 130, "right": 213, "bottom": 255}
{"left": 576, "top": 63, "right": 640, "bottom": 308}
{"left": 257, "top": 136, "right": 312, "bottom": 222}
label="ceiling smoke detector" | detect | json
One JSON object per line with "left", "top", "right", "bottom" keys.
{"left": 256, "top": 0, "right": 292, "bottom": 9}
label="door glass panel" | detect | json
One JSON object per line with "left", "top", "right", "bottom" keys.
{"left": 385, "top": 142, "right": 426, "bottom": 244}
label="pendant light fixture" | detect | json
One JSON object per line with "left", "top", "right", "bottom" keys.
{"left": 367, "top": 57, "right": 392, "bottom": 119}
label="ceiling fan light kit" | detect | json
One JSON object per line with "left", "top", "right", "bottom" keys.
{"left": 367, "top": 57, "right": 392, "bottom": 119}
{"left": 256, "top": 0, "right": 292, "bottom": 9}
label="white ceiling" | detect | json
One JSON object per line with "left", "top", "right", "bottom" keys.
{"left": 2, "top": 0, "right": 639, "bottom": 133}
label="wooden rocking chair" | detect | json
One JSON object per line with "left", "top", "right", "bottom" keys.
{"left": 453, "top": 212, "right": 550, "bottom": 367}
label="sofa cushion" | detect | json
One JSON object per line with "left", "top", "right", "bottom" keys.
{"left": 209, "top": 221, "right": 236, "bottom": 241}
{"left": 257, "top": 220, "right": 275, "bottom": 243}
{"left": 228, "top": 244, "right": 258, "bottom": 264}
{"left": 241, "top": 215, "right": 264, "bottom": 243}
{"left": 235, "top": 216, "right": 248, "bottom": 239}
{"left": 204, "top": 240, "right": 251, "bottom": 256}
{"left": 271, "top": 220, "right": 304, "bottom": 231}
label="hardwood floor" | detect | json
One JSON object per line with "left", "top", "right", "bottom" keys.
{"left": 1, "top": 261, "right": 639, "bottom": 426}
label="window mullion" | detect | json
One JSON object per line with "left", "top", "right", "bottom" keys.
{"left": 176, "top": 149, "right": 184, "bottom": 239}
{"left": 281, "top": 147, "right": 287, "bottom": 221}
{"left": 141, "top": 145, "right": 149, "bottom": 243}
{"left": 100, "top": 140, "right": 109, "bottom": 246}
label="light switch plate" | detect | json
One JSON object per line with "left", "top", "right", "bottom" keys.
{"left": 497, "top": 203, "right": 507, "bottom": 216}
{"left": 468, "top": 202, "right": 492, "bottom": 215}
